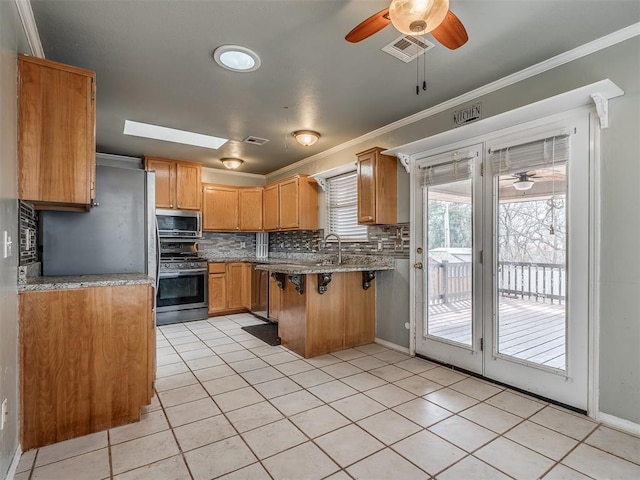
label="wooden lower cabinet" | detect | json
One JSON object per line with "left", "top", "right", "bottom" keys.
{"left": 208, "top": 262, "right": 252, "bottom": 315}
{"left": 19, "top": 284, "right": 154, "bottom": 450}
{"left": 268, "top": 275, "right": 281, "bottom": 321}
{"left": 277, "top": 272, "right": 375, "bottom": 358}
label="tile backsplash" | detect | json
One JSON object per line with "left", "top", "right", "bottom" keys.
{"left": 269, "top": 223, "right": 410, "bottom": 259}
{"left": 198, "top": 232, "right": 256, "bottom": 258}
{"left": 19, "top": 201, "right": 38, "bottom": 266}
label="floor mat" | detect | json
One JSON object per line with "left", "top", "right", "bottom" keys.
{"left": 242, "top": 322, "right": 281, "bottom": 346}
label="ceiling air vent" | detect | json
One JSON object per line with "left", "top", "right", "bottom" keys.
{"left": 242, "top": 135, "right": 269, "bottom": 146}
{"left": 382, "top": 34, "right": 435, "bottom": 63}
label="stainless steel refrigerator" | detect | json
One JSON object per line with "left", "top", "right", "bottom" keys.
{"left": 42, "top": 154, "right": 157, "bottom": 281}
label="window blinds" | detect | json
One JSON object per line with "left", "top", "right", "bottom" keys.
{"left": 420, "top": 156, "right": 474, "bottom": 187}
{"left": 489, "top": 134, "right": 571, "bottom": 176}
{"left": 326, "top": 171, "right": 368, "bottom": 241}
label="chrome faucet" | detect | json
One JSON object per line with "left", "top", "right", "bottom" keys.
{"left": 323, "top": 233, "right": 342, "bottom": 265}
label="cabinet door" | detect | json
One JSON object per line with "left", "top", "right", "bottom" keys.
{"left": 18, "top": 56, "right": 95, "bottom": 207}
{"left": 145, "top": 158, "right": 174, "bottom": 209}
{"left": 241, "top": 263, "right": 252, "bottom": 310}
{"left": 226, "top": 263, "right": 245, "bottom": 310}
{"left": 239, "top": 188, "right": 263, "bottom": 231}
{"left": 263, "top": 184, "right": 279, "bottom": 231}
{"left": 278, "top": 178, "right": 300, "bottom": 229}
{"left": 357, "top": 151, "right": 376, "bottom": 224}
{"left": 203, "top": 185, "right": 239, "bottom": 231}
{"left": 176, "top": 163, "right": 201, "bottom": 210}
{"left": 208, "top": 273, "right": 227, "bottom": 314}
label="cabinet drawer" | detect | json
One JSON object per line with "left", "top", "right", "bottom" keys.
{"left": 208, "top": 262, "right": 226, "bottom": 274}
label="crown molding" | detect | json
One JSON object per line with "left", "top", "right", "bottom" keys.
{"left": 15, "top": 0, "right": 44, "bottom": 58}
{"left": 267, "top": 22, "right": 640, "bottom": 179}
{"left": 202, "top": 166, "right": 265, "bottom": 180}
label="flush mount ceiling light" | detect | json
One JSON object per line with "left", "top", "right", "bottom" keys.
{"left": 220, "top": 158, "right": 244, "bottom": 170}
{"left": 293, "top": 130, "right": 321, "bottom": 147}
{"left": 213, "top": 45, "right": 261, "bottom": 72}
{"left": 123, "top": 120, "right": 228, "bottom": 149}
{"left": 389, "top": 0, "right": 450, "bottom": 35}
{"left": 513, "top": 173, "right": 535, "bottom": 191}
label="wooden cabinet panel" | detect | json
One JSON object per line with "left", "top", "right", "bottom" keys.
{"left": 279, "top": 178, "right": 300, "bottom": 229}
{"left": 144, "top": 156, "right": 201, "bottom": 211}
{"left": 18, "top": 55, "right": 96, "bottom": 210}
{"left": 20, "top": 284, "right": 152, "bottom": 450}
{"left": 263, "top": 175, "right": 318, "bottom": 231}
{"left": 357, "top": 147, "right": 397, "bottom": 225}
{"left": 239, "top": 187, "right": 263, "bottom": 231}
{"left": 146, "top": 158, "right": 174, "bottom": 209}
{"left": 263, "top": 184, "right": 279, "bottom": 231}
{"left": 226, "top": 263, "right": 245, "bottom": 310}
{"left": 176, "top": 162, "right": 202, "bottom": 210}
{"left": 208, "top": 273, "right": 227, "bottom": 314}
{"left": 268, "top": 275, "right": 281, "bottom": 321}
{"left": 357, "top": 152, "right": 376, "bottom": 224}
{"left": 203, "top": 185, "right": 239, "bottom": 231}
{"left": 241, "top": 263, "right": 252, "bottom": 310}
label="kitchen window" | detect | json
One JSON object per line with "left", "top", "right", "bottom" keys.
{"left": 326, "top": 171, "right": 368, "bottom": 241}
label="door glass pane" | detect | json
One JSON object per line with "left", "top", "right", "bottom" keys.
{"left": 426, "top": 179, "right": 473, "bottom": 346}
{"left": 496, "top": 165, "right": 567, "bottom": 370}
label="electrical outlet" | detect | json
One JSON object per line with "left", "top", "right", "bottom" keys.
{"left": 1, "top": 398, "right": 7, "bottom": 430}
{"left": 240, "top": 241, "right": 246, "bottom": 249}
{"left": 377, "top": 240, "right": 383, "bottom": 251}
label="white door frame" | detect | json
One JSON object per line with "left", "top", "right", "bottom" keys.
{"left": 405, "top": 100, "right": 606, "bottom": 416}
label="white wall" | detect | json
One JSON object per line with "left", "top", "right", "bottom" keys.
{"left": 201, "top": 166, "right": 265, "bottom": 186}
{"left": 266, "top": 36, "right": 640, "bottom": 425}
{"left": 0, "top": 1, "right": 29, "bottom": 476}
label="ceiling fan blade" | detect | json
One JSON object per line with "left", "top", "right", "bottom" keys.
{"left": 431, "top": 10, "right": 468, "bottom": 50}
{"left": 345, "top": 8, "right": 390, "bottom": 43}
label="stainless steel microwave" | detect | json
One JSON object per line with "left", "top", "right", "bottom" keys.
{"left": 156, "top": 209, "right": 202, "bottom": 238}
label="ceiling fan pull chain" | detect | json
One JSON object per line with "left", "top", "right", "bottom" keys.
{"left": 416, "top": 36, "right": 420, "bottom": 95}
{"left": 423, "top": 46, "right": 427, "bottom": 91}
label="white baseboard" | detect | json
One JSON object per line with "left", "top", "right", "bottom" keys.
{"left": 5, "top": 446, "right": 22, "bottom": 480}
{"left": 374, "top": 338, "right": 410, "bottom": 354}
{"left": 597, "top": 412, "right": 640, "bottom": 436}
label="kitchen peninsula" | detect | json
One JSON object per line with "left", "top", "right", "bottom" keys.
{"left": 256, "top": 257, "right": 394, "bottom": 358}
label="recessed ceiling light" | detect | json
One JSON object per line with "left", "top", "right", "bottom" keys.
{"left": 213, "top": 45, "right": 261, "bottom": 72}
{"left": 123, "top": 120, "right": 228, "bottom": 150}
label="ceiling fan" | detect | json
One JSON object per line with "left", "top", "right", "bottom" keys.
{"left": 346, "top": 0, "right": 468, "bottom": 50}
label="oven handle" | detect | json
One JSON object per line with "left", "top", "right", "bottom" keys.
{"left": 159, "top": 269, "right": 207, "bottom": 278}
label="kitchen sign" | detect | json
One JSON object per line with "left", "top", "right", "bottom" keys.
{"left": 452, "top": 102, "right": 482, "bottom": 128}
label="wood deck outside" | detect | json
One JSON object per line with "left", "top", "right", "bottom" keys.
{"left": 427, "top": 296, "right": 566, "bottom": 369}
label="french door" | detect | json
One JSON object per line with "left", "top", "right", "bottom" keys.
{"left": 414, "top": 113, "right": 590, "bottom": 409}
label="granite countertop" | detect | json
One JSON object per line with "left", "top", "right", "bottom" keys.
{"left": 18, "top": 273, "right": 155, "bottom": 292}
{"left": 254, "top": 254, "right": 395, "bottom": 275}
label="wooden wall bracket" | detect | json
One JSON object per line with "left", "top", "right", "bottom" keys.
{"left": 362, "top": 271, "right": 375, "bottom": 290}
{"left": 288, "top": 274, "right": 305, "bottom": 295}
{"left": 271, "top": 272, "right": 286, "bottom": 290}
{"left": 317, "top": 273, "right": 332, "bottom": 294}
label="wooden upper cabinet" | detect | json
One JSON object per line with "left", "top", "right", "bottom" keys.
{"left": 176, "top": 163, "right": 201, "bottom": 210}
{"left": 202, "top": 185, "right": 263, "bottom": 232}
{"left": 18, "top": 55, "right": 96, "bottom": 211}
{"left": 145, "top": 158, "right": 174, "bottom": 209}
{"left": 203, "top": 184, "right": 239, "bottom": 231}
{"left": 144, "top": 156, "right": 201, "bottom": 210}
{"left": 356, "top": 147, "right": 397, "bottom": 225}
{"left": 263, "top": 183, "right": 279, "bottom": 231}
{"left": 264, "top": 175, "right": 318, "bottom": 231}
{"left": 239, "top": 187, "right": 263, "bottom": 231}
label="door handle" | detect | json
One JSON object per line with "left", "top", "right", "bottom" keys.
{"left": 414, "top": 262, "right": 423, "bottom": 269}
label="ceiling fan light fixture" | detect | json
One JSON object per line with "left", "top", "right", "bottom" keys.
{"left": 389, "top": 0, "right": 450, "bottom": 35}
{"left": 220, "top": 157, "right": 244, "bottom": 169}
{"left": 293, "top": 130, "right": 321, "bottom": 147}
{"left": 513, "top": 178, "right": 534, "bottom": 191}
{"left": 213, "top": 45, "right": 261, "bottom": 72}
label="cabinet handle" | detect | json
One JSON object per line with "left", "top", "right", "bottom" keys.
{"left": 170, "top": 204, "right": 174, "bottom": 208}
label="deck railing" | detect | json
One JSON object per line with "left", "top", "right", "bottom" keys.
{"left": 427, "top": 260, "right": 566, "bottom": 305}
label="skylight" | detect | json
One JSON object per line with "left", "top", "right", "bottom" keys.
{"left": 123, "top": 120, "right": 228, "bottom": 150}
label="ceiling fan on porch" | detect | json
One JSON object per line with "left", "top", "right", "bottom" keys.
{"left": 345, "top": 0, "right": 468, "bottom": 50}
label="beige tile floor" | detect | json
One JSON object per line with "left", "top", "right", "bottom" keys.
{"left": 15, "top": 313, "right": 640, "bottom": 480}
